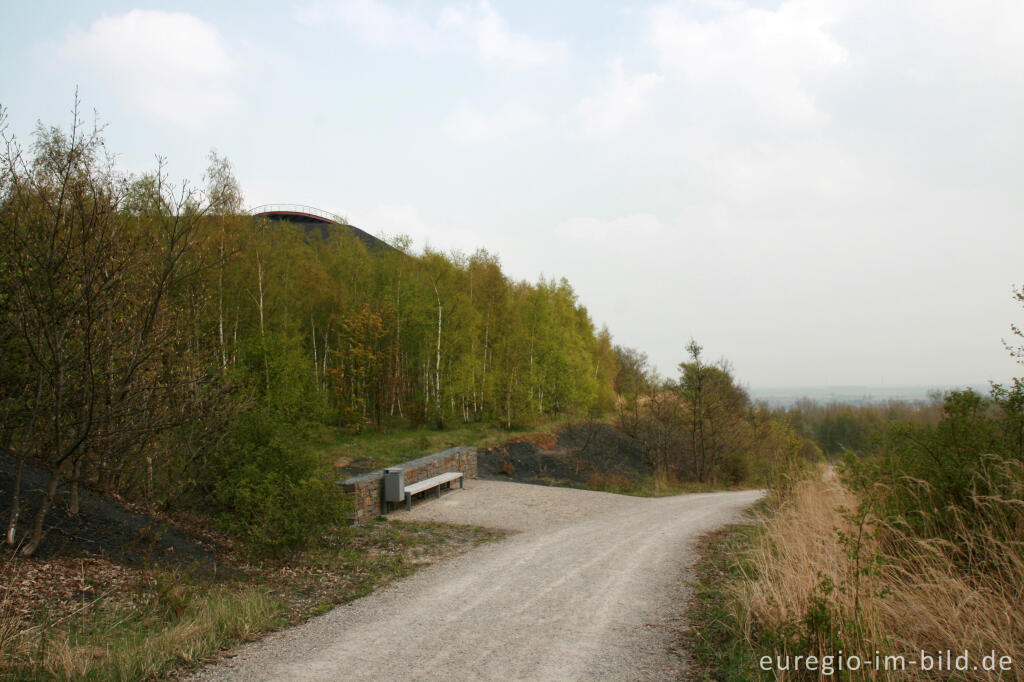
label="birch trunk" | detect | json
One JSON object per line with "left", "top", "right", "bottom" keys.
{"left": 433, "top": 283, "right": 442, "bottom": 426}
{"left": 311, "top": 315, "right": 319, "bottom": 390}
{"left": 5, "top": 455, "right": 24, "bottom": 546}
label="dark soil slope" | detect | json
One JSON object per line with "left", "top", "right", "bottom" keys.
{"left": 0, "top": 449, "right": 223, "bottom": 570}
{"left": 477, "top": 422, "right": 650, "bottom": 487}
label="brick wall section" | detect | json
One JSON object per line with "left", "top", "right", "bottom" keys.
{"left": 340, "top": 446, "right": 477, "bottom": 524}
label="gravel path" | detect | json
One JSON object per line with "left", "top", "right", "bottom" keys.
{"left": 188, "top": 480, "right": 762, "bottom": 681}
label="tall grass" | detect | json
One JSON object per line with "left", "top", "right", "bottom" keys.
{"left": 735, "top": 462, "right": 1024, "bottom": 680}
{"left": 873, "top": 457, "right": 1024, "bottom": 677}
{"left": 738, "top": 471, "right": 867, "bottom": 642}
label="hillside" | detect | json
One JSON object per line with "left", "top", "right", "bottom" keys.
{"left": 257, "top": 210, "right": 398, "bottom": 254}
{"left": 0, "top": 449, "right": 223, "bottom": 570}
{"left": 477, "top": 422, "right": 651, "bottom": 489}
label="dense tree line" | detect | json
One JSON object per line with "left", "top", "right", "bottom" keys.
{"left": 782, "top": 397, "right": 944, "bottom": 456}
{"left": 0, "top": 104, "right": 617, "bottom": 555}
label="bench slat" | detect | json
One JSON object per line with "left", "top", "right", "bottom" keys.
{"left": 404, "top": 472, "right": 463, "bottom": 496}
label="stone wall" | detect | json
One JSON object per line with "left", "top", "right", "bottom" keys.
{"left": 340, "top": 446, "right": 477, "bottom": 524}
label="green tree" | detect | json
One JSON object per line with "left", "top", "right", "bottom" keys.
{"left": 678, "top": 341, "right": 752, "bottom": 482}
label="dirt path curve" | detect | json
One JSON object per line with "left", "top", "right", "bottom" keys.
{"left": 188, "top": 481, "right": 762, "bottom": 681}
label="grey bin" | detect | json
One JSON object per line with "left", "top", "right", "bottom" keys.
{"left": 383, "top": 468, "right": 405, "bottom": 503}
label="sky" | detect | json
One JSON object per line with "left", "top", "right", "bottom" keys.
{"left": 1, "top": 0, "right": 1022, "bottom": 390}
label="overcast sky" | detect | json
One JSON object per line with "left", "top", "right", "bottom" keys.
{"left": 2, "top": 0, "right": 1022, "bottom": 389}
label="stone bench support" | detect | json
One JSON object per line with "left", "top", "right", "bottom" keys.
{"left": 340, "top": 446, "right": 477, "bottom": 524}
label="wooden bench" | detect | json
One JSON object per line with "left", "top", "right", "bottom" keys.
{"left": 403, "top": 471, "right": 463, "bottom": 511}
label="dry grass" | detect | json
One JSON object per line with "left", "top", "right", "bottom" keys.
{"left": 878, "top": 539, "right": 1024, "bottom": 676}
{"left": 874, "top": 461, "right": 1024, "bottom": 678}
{"left": 0, "top": 583, "right": 283, "bottom": 681}
{"left": 737, "top": 466, "right": 1024, "bottom": 680}
{"left": 738, "top": 469, "right": 865, "bottom": 636}
{"left": 0, "top": 517, "right": 506, "bottom": 680}
{"left": 0, "top": 557, "right": 21, "bottom": 655}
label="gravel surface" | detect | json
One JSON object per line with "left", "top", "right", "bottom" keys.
{"left": 187, "top": 480, "right": 762, "bottom": 681}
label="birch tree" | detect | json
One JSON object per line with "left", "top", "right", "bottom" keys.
{"left": 0, "top": 102, "right": 218, "bottom": 554}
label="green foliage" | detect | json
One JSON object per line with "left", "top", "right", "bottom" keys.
{"left": 691, "top": 288, "right": 1024, "bottom": 681}
{"left": 234, "top": 332, "right": 328, "bottom": 421}
{"left": 1, "top": 98, "right": 621, "bottom": 556}
{"left": 844, "top": 385, "right": 1024, "bottom": 550}
{"left": 815, "top": 406, "right": 882, "bottom": 455}
{"left": 0, "top": 98, "right": 239, "bottom": 553}
{"left": 210, "top": 407, "right": 346, "bottom": 557}
{"left": 749, "top": 406, "right": 822, "bottom": 496}
{"left": 684, "top": 522, "right": 766, "bottom": 680}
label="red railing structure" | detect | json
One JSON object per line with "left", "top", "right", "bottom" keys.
{"left": 250, "top": 204, "right": 348, "bottom": 225}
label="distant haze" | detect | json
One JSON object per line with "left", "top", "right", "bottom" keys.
{"left": 2, "top": 1, "right": 1021, "bottom": 389}
{"left": 749, "top": 385, "right": 993, "bottom": 409}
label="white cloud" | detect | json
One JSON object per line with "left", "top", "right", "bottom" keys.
{"left": 298, "top": 0, "right": 565, "bottom": 68}
{"left": 649, "top": 0, "right": 848, "bottom": 125}
{"left": 443, "top": 104, "right": 541, "bottom": 142}
{"left": 295, "top": 0, "right": 437, "bottom": 49}
{"left": 61, "top": 10, "right": 236, "bottom": 127}
{"left": 887, "top": 0, "right": 1024, "bottom": 85}
{"left": 439, "top": 1, "right": 567, "bottom": 68}
{"left": 576, "top": 59, "right": 662, "bottom": 136}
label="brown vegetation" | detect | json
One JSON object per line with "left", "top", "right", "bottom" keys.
{"left": 614, "top": 341, "right": 821, "bottom": 488}
{"left": 0, "top": 518, "right": 505, "bottom": 679}
{"left": 737, "top": 467, "right": 1023, "bottom": 680}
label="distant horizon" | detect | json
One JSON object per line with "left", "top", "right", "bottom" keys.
{"left": 750, "top": 382, "right": 994, "bottom": 392}
{"left": 747, "top": 382, "right": 1001, "bottom": 408}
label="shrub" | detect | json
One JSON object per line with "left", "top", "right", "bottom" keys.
{"left": 209, "top": 408, "right": 345, "bottom": 558}
{"left": 848, "top": 386, "right": 1024, "bottom": 552}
